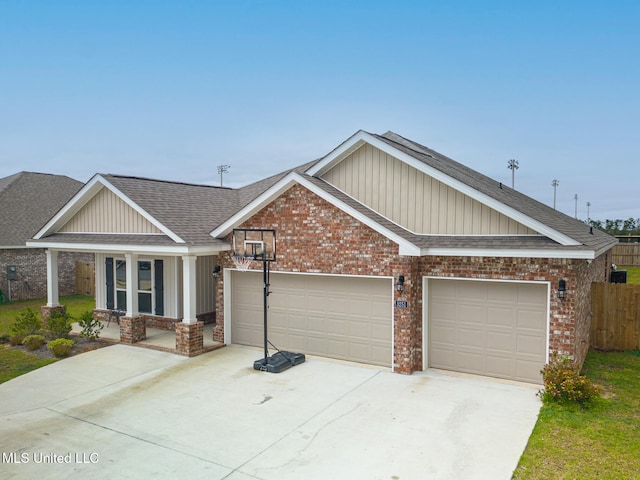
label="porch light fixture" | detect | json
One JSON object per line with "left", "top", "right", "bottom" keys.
{"left": 396, "top": 275, "right": 405, "bottom": 293}
{"left": 557, "top": 279, "right": 567, "bottom": 300}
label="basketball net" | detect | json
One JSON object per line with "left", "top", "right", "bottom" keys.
{"left": 232, "top": 254, "right": 254, "bottom": 271}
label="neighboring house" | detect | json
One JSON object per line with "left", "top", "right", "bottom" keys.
{"left": 29, "top": 131, "right": 616, "bottom": 383}
{"left": 0, "top": 172, "right": 94, "bottom": 301}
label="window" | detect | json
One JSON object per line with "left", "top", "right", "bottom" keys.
{"left": 115, "top": 260, "right": 127, "bottom": 311}
{"left": 138, "top": 261, "right": 152, "bottom": 314}
{"left": 106, "top": 257, "right": 164, "bottom": 315}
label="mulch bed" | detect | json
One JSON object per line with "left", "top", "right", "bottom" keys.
{"left": 7, "top": 335, "right": 115, "bottom": 360}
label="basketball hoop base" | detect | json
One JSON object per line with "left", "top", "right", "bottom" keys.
{"left": 253, "top": 351, "right": 306, "bottom": 373}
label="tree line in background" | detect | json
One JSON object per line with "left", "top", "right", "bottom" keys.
{"left": 589, "top": 218, "right": 640, "bottom": 236}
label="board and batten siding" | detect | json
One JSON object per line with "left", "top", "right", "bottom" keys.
{"left": 321, "top": 144, "right": 536, "bottom": 235}
{"left": 60, "top": 187, "right": 163, "bottom": 234}
{"left": 196, "top": 255, "right": 216, "bottom": 315}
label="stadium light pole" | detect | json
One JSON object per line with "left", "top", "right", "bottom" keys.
{"left": 507, "top": 159, "right": 519, "bottom": 189}
{"left": 587, "top": 201, "right": 591, "bottom": 223}
{"left": 551, "top": 179, "right": 559, "bottom": 210}
{"left": 574, "top": 194, "right": 578, "bottom": 219}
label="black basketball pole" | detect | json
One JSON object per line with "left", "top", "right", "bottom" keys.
{"left": 262, "top": 258, "right": 269, "bottom": 365}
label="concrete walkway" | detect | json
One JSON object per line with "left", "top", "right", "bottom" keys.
{"left": 0, "top": 345, "right": 541, "bottom": 479}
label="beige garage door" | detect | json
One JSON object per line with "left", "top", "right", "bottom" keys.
{"left": 231, "top": 272, "right": 392, "bottom": 367}
{"left": 428, "top": 279, "right": 547, "bottom": 383}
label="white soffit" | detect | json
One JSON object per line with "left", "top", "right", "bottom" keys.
{"left": 33, "top": 175, "right": 185, "bottom": 244}
{"left": 307, "top": 131, "right": 580, "bottom": 247}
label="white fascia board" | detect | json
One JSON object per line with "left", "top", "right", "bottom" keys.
{"left": 305, "top": 130, "right": 369, "bottom": 176}
{"left": 210, "top": 172, "right": 422, "bottom": 256}
{"left": 307, "top": 131, "right": 580, "bottom": 247}
{"left": 34, "top": 175, "right": 185, "bottom": 244}
{"left": 419, "top": 247, "right": 595, "bottom": 259}
{"left": 25, "top": 240, "right": 229, "bottom": 256}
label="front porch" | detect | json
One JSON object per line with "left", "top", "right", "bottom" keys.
{"left": 71, "top": 321, "right": 223, "bottom": 354}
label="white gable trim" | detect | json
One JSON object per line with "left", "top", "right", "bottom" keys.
{"left": 33, "top": 175, "right": 185, "bottom": 244}
{"left": 307, "top": 131, "right": 580, "bottom": 247}
{"left": 26, "top": 239, "right": 227, "bottom": 256}
{"left": 210, "top": 172, "right": 422, "bottom": 256}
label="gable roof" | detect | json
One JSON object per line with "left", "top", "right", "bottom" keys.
{"left": 27, "top": 130, "right": 617, "bottom": 259}
{"left": 0, "top": 172, "right": 82, "bottom": 248}
{"left": 216, "top": 130, "right": 616, "bottom": 259}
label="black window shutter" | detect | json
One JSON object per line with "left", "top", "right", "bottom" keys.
{"left": 105, "top": 257, "right": 114, "bottom": 310}
{"left": 154, "top": 259, "right": 164, "bottom": 316}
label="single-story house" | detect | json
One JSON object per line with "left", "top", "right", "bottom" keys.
{"left": 0, "top": 171, "right": 94, "bottom": 302}
{"left": 29, "top": 131, "right": 616, "bottom": 383}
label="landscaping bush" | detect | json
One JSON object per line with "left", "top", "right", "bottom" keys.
{"left": 9, "top": 334, "right": 25, "bottom": 346}
{"left": 22, "top": 334, "right": 46, "bottom": 351}
{"left": 10, "top": 308, "right": 42, "bottom": 337}
{"left": 539, "top": 352, "right": 601, "bottom": 405}
{"left": 43, "top": 310, "right": 72, "bottom": 340}
{"left": 77, "top": 310, "right": 103, "bottom": 340}
{"left": 47, "top": 338, "right": 74, "bottom": 357}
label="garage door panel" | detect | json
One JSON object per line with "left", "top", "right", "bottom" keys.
{"left": 429, "top": 279, "right": 547, "bottom": 384}
{"left": 232, "top": 272, "right": 392, "bottom": 367}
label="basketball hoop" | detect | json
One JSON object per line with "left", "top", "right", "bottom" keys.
{"left": 231, "top": 254, "right": 253, "bottom": 271}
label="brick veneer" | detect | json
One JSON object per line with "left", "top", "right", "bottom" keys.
{"left": 40, "top": 305, "right": 66, "bottom": 321}
{"left": 120, "top": 316, "right": 146, "bottom": 344}
{"left": 215, "top": 184, "right": 612, "bottom": 374}
{"left": 176, "top": 321, "right": 204, "bottom": 356}
{"left": 0, "top": 249, "right": 94, "bottom": 301}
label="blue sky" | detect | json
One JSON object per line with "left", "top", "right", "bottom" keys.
{"left": 1, "top": 1, "right": 638, "bottom": 222}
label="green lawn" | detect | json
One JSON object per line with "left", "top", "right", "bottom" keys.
{"left": 514, "top": 350, "right": 640, "bottom": 479}
{"left": 0, "top": 295, "right": 94, "bottom": 337}
{"left": 619, "top": 266, "right": 640, "bottom": 284}
{"left": 0, "top": 347, "right": 57, "bottom": 383}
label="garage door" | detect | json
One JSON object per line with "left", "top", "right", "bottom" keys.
{"left": 231, "top": 272, "right": 392, "bottom": 367}
{"left": 428, "top": 279, "right": 547, "bottom": 383}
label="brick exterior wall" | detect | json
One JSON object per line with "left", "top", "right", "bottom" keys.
{"left": 0, "top": 248, "right": 94, "bottom": 301}
{"left": 214, "top": 184, "right": 614, "bottom": 374}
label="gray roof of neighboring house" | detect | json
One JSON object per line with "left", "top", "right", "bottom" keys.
{"left": 0, "top": 172, "right": 83, "bottom": 247}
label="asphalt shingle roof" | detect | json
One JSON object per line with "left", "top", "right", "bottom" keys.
{"left": 27, "top": 130, "right": 616, "bottom": 257}
{"left": 0, "top": 172, "right": 82, "bottom": 247}
{"left": 372, "top": 131, "right": 616, "bottom": 253}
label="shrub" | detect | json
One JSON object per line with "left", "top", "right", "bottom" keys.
{"left": 10, "top": 308, "right": 42, "bottom": 337}
{"left": 22, "top": 334, "right": 46, "bottom": 351}
{"left": 539, "top": 352, "right": 601, "bottom": 405}
{"left": 47, "top": 338, "right": 75, "bottom": 357}
{"left": 9, "top": 334, "right": 26, "bottom": 346}
{"left": 77, "top": 310, "right": 103, "bottom": 340}
{"left": 43, "top": 310, "right": 72, "bottom": 340}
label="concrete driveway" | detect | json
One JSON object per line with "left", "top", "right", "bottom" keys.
{"left": 0, "top": 345, "right": 541, "bottom": 479}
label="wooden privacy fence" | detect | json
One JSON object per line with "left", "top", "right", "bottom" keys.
{"left": 612, "top": 243, "right": 640, "bottom": 266}
{"left": 75, "top": 261, "right": 95, "bottom": 296}
{"left": 591, "top": 282, "right": 640, "bottom": 350}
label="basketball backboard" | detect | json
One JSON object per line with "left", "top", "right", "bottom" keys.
{"left": 232, "top": 229, "right": 276, "bottom": 262}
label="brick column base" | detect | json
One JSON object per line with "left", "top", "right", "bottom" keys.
{"left": 176, "top": 321, "right": 204, "bottom": 357}
{"left": 41, "top": 305, "right": 66, "bottom": 321}
{"left": 120, "top": 316, "right": 146, "bottom": 344}
{"left": 213, "top": 323, "right": 224, "bottom": 343}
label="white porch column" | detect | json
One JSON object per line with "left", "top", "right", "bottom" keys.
{"left": 182, "top": 255, "right": 197, "bottom": 324}
{"left": 45, "top": 249, "right": 60, "bottom": 307}
{"left": 125, "top": 253, "right": 138, "bottom": 317}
